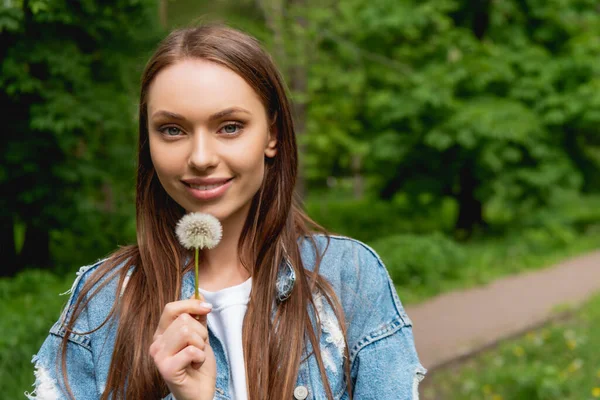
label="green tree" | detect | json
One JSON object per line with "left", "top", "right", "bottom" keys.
{"left": 302, "top": 0, "right": 600, "bottom": 236}
{"left": 0, "top": 0, "right": 159, "bottom": 276}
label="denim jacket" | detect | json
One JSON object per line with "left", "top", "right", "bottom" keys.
{"left": 27, "top": 235, "right": 426, "bottom": 400}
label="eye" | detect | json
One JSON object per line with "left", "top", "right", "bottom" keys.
{"left": 156, "top": 125, "right": 183, "bottom": 138}
{"left": 158, "top": 126, "right": 183, "bottom": 137}
{"left": 219, "top": 123, "right": 243, "bottom": 136}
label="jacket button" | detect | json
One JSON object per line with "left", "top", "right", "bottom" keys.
{"left": 293, "top": 385, "right": 308, "bottom": 399}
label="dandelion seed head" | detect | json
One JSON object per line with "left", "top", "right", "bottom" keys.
{"left": 175, "top": 212, "right": 222, "bottom": 250}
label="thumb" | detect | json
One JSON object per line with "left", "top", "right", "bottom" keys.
{"left": 189, "top": 294, "right": 210, "bottom": 327}
{"left": 191, "top": 291, "right": 205, "bottom": 302}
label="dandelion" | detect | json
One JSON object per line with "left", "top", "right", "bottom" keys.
{"left": 461, "top": 379, "right": 476, "bottom": 393}
{"left": 563, "top": 329, "right": 576, "bottom": 339}
{"left": 176, "top": 212, "right": 222, "bottom": 250}
{"left": 492, "top": 356, "right": 505, "bottom": 367}
{"left": 532, "top": 334, "right": 545, "bottom": 347}
{"left": 567, "top": 358, "right": 583, "bottom": 373}
{"left": 541, "top": 330, "right": 550, "bottom": 340}
{"left": 176, "top": 212, "right": 223, "bottom": 299}
{"left": 559, "top": 370, "right": 567, "bottom": 380}
{"left": 482, "top": 384, "right": 493, "bottom": 395}
{"left": 512, "top": 345, "right": 525, "bottom": 358}
{"left": 592, "top": 387, "right": 600, "bottom": 398}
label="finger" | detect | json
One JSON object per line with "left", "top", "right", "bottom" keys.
{"left": 154, "top": 300, "right": 212, "bottom": 339}
{"left": 159, "top": 314, "right": 209, "bottom": 356}
{"left": 149, "top": 334, "right": 163, "bottom": 359}
{"left": 188, "top": 294, "right": 209, "bottom": 325}
{"left": 160, "top": 345, "right": 206, "bottom": 377}
{"left": 190, "top": 292, "right": 205, "bottom": 302}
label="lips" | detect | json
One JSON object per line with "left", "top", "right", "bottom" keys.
{"left": 182, "top": 177, "right": 233, "bottom": 200}
{"left": 188, "top": 182, "right": 227, "bottom": 191}
{"left": 182, "top": 177, "right": 233, "bottom": 186}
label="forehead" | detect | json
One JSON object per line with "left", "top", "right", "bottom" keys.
{"left": 147, "top": 58, "right": 266, "bottom": 117}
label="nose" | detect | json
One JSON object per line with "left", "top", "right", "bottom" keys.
{"left": 188, "top": 132, "right": 219, "bottom": 172}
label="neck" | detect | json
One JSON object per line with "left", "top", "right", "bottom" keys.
{"left": 197, "top": 205, "right": 251, "bottom": 291}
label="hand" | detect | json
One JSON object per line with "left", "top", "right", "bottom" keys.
{"left": 150, "top": 297, "right": 216, "bottom": 400}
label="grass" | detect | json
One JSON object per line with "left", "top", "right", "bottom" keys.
{"left": 392, "top": 231, "right": 600, "bottom": 305}
{"left": 421, "top": 293, "right": 600, "bottom": 400}
{"left": 0, "top": 270, "right": 73, "bottom": 397}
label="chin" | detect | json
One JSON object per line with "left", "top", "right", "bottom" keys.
{"left": 183, "top": 204, "right": 231, "bottom": 221}
{"left": 180, "top": 195, "right": 252, "bottom": 225}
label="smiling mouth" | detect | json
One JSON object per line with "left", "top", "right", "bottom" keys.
{"left": 187, "top": 183, "right": 227, "bottom": 190}
{"left": 182, "top": 178, "right": 233, "bottom": 191}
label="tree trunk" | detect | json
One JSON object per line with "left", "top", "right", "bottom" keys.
{"left": 159, "top": 0, "right": 168, "bottom": 28}
{"left": 256, "top": 0, "right": 286, "bottom": 65}
{"left": 0, "top": 216, "right": 18, "bottom": 277}
{"left": 380, "top": 171, "right": 404, "bottom": 200}
{"left": 351, "top": 154, "right": 364, "bottom": 199}
{"left": 564, "top": 127, "right": 596, "bottom": 192}
{"left": 288, "top": 0, "right": 308, "bottom": 200}
{"left": 257, "top": 0, "right": 308, "bottom": 199}
{"left": 290, "top": 66, "right": 307, "bottom": 200}
{"left": 18, "top": 225, "right": 51, "bottom": 270}
{"left": 454, "top": 163, "right": 484, "bottom": 239}
{"left": 102, "top": 182, "right": 115, "bottom": 212}
{"left": 471, "top": 0, "right": 490, "bottom": 39}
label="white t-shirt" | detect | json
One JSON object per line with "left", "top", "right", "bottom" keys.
{"left": 199, "top": 278, "right": 252, "bottom": 400}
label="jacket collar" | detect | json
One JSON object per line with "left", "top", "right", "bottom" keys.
{"left": 180, "top": 256, "right": 296, "bottom": 301}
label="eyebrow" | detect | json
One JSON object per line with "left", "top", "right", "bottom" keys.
{"left": 151, "top": 107, "right": 252, "bottom": 122}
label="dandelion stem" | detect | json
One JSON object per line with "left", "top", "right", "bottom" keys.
{"left": 194, "top": 247, "right": 199, "bottom": 300}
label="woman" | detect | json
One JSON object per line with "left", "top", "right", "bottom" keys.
{"left": 27, "top": 24, "right": 425, "bottom": 400}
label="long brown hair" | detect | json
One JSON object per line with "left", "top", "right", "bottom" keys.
{"left": 60, "top": 24, "right": 352, "bottom": 399}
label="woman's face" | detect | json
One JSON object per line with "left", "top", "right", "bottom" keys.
{"left": 147, "top": 59, "right": 277, "bottom": 228}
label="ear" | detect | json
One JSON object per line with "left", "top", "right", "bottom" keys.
{"left": 264, "top": 127, "right": 278, "bottom": 158}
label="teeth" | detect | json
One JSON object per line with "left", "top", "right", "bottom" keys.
{"left": 190, "top": 183, "right": 225, "bottom": 190}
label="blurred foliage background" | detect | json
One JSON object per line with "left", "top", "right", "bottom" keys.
{"left": 1, "top": 0, "right": 600, "bottom": 398}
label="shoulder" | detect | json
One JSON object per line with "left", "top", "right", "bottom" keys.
{"left": 300, "top": 234, "right": 397, "bottom": 307}
{"left": 56, "top": 259, "right": 106, "bottom": 326}
{"left": 56, "top": 255, "right": 133, "bottom": 331}
{"left": 300, "top": 234, "right": 412, "bottom": 356}
{"left": 29, "top": 257, "right": 131, "bottom": 399}
{"left": 300, "top": 234, "right": 384, "bottom": 272}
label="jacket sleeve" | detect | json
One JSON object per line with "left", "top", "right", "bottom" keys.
{"left": 332, "top": 238, "right": 426, "bottom": 399}
{"left": 351, "top": 323, "right": 426, "bottom": 399}
{"left": 26, "top": 265, "right": 99, "bottom": 400}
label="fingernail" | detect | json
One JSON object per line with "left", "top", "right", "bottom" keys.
{"left": 200, "top": 302, "right": 213, "bottom": 309}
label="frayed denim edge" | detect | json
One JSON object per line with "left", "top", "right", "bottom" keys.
{"left": 24, "top": 355, "right": 61, "bottom": 400}
{"left": 412, "top": 365, "right": 427, "bottom": 400}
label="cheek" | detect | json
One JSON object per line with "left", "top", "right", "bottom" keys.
{"left": 245, "top": 161, "right": 266, "bottom": 197}
{"left": 233, "top": 151, "right": 265, "bottom": 182}
{"left": 252, "top": 146, "right": 267, "bottom": 171}
{"left": 149, "top": 140, "right": 181, "bottom": 181}
{"left": 227, "top": 138, "right": 267, "bottom": 176}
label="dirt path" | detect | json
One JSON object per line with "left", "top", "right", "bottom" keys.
{"left": 406, "top": 250, "right": 600, "bottom": 371}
